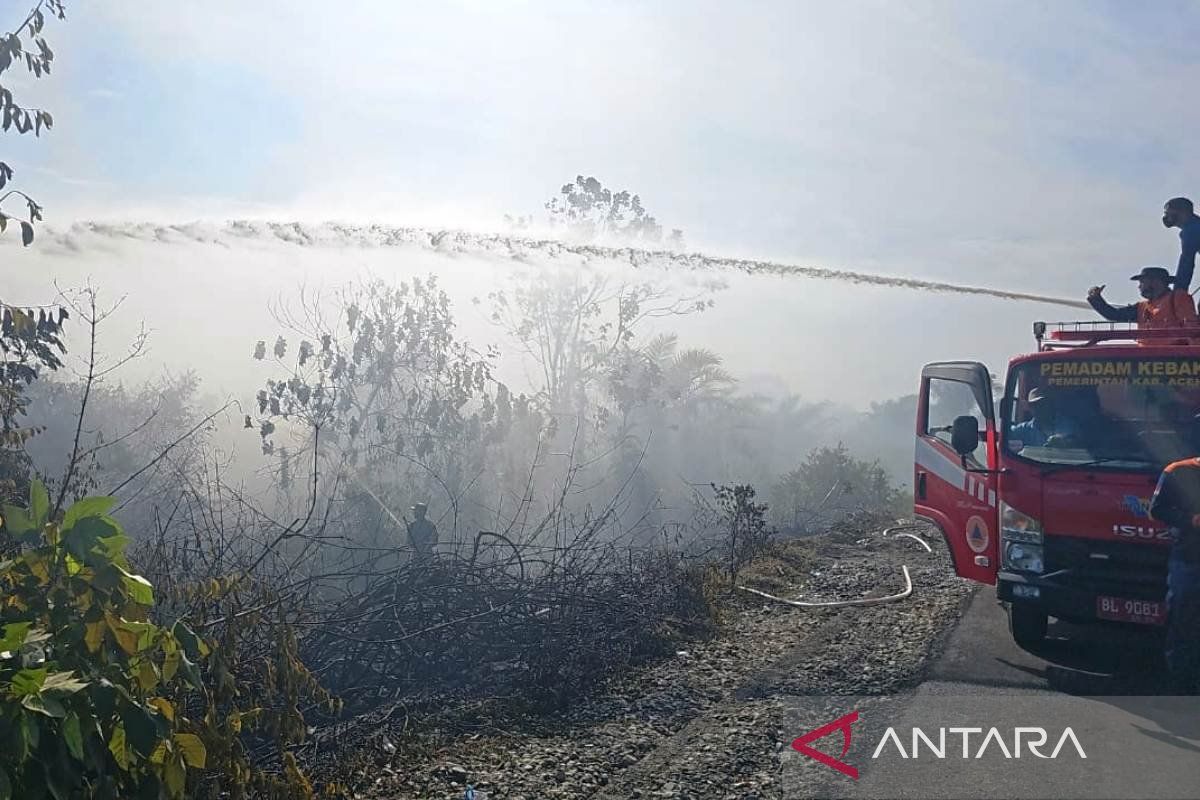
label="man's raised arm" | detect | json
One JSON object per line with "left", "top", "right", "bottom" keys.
{"left": 1086, "top": 285, "right": 1137, "bottom": 322}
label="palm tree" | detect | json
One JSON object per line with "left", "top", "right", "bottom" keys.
{"left": 640, "top": 333, "right": 735, "bottom": 414}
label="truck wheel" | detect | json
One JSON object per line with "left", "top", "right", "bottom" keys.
{"left": 1008, "top": 603, "right": 1047, "bottom": 647}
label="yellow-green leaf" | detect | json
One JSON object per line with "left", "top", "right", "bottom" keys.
{"left": 61, "top": 496, "right": 116, "bottom": 531}
{"left": 136, "top": 659, "right": 158, "bottom": 692}
{"left": 106, "top": 616, "right": 156, "bottom": 655}
{"left": 0, "top": 621, "right": 31, "bottom": 652}
{"left": 29, "top": 480, "right": 48, "bottom": 527}
{"left": 118, "top": 567, "right": 154, "bottom": 606}
{"left": 11, "top": 668, "right": 46, "bottom": 696}
{"left": 164, "top": 754, "right": 186, "bottom": 798}
{"left": 149, "top": 697, "right": 175, "bottom": 722}
{"left": 107, "top": 618, "right": 139, "bottom": 655}
{"left": 108, "top": 724, "right": 129, "bottom": 770}
{"left": 24, "top": 552, "right": 49, "bottom": 583}
{"left": 2, "top": 505, "right": 32, "bottom": 535}
{"left": 173, "top": 733, "right": 206, "bottom": 768}
{"left": 84, "top": 621, "right": 105, "bottom": 653}
{"left": 162, "top": 650, "right": 180, "bottom": 683}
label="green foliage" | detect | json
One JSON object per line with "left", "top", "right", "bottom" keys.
{"left": 0, "top": 307, "right": 67, "bottom": 430}
{"left": 0, "top": 480, "right": 207, "bottom": 799}
{"left": 189, "top": 605, "right": 336, "bottom": 800}
{"left": 713, "top": 483, "right": 773, "bottom": 580}
{"left": 770, "top": 443, "right": 906, "bottom": 531}
{"left": 0, "top": 0, "right": 67, "bottom": 246}
{"left": 0, "top": 304, "right": 67, "bottom": 508}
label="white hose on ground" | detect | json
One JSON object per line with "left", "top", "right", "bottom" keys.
{"left": 882, "top": 522, "right": 931, "bottom": 537}
{"left": 890, "top": 532, "right": 932, "bottom": 552}
{"left": 882, "top": 522, "right": 934, "bottom": 552}
{"left": 737, "top": 565, "right": 913, "bottom": 609}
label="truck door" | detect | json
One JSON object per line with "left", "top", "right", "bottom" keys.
{"left": 914, "top": 361, "right": 1000, "bottom": 584}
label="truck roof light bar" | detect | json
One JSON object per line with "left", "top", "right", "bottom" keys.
{"left": 1032, "top": 321, "right": 1200, "bottom": 350}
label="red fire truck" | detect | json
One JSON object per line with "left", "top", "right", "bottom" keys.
{"left": 915, "top": 323, "right": 1200, "bottom": 647}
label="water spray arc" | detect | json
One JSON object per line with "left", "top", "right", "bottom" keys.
{"left": 42, "top": 220, "right": 1091, "bottom": 311}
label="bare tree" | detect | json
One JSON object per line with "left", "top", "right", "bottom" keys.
{"left": 484, "top": 270, "right": 711, "bottom": 417}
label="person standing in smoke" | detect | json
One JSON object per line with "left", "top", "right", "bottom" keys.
{"left": 406, "top": 502, "right": 438, "bottom": 560}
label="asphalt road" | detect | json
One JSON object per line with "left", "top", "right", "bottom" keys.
{"left": 832, "top": 589, "right": 1200, "bottom": 800}
{"left": 928, "top": 585, "right": 1168, "bottom": 695}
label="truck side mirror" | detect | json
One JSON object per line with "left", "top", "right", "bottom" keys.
{"left": 998, "top": 396, "right": 1012, "bottom": 423}
{"left": 951, "top": 415, "right": 981, "bottom": 457}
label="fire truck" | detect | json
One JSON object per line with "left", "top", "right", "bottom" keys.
{"left": 915, "top": 323, "right": 1200, "bottom": 647}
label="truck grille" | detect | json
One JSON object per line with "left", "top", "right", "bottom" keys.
{"left": 1043, "top": 535, "right": 1167, "bottom": 592}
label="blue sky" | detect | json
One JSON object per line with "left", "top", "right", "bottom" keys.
{"left": 7, "top": 0, "right": 1200, "bottom": 298}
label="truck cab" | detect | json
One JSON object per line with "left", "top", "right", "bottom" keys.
{"left": 915, "top": 323, "right": 1200, "bottom": 647}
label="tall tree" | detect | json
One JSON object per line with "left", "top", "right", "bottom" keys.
{"left": 486, "top": 271, "right": 710, "bottom": 419}
{"left": 249, "top": 277, "right": 506, "bottom": 542}
{"left": 545, "top": 175, "right": 684, "bottom": 246}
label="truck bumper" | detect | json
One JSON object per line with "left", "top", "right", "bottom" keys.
{"left": 997, "top": 570, "right": 1165, "bottom": 626}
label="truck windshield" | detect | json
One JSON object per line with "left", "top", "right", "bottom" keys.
{"left": 1003, "top": 356, "right": 1200, "bottom": 469}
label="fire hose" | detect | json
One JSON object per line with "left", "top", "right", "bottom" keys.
{"left": 735, "top": 523, "right": 932, "bottom": 608}
{"left": 737, "top": 565, "right": 913, "bottom": 608}
{"left": 882, "top": 522, "right": 933, "bottom": 553}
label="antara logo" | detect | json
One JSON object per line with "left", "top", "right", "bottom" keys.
{"left": 791, "top": 711, "right": 860, "bottom": 779}
{"left": 791, "top": 711, "right": 1087, "bottom": 779}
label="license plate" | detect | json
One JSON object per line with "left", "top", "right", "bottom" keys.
{"left": 1096, "top": 595, "right": 1166, "bottom": 626}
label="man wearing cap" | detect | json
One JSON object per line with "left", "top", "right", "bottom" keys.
{"left": 1087, "top": 266, "right": 1199, "bottom": 344}
{"left": 1162, "top": 197, "right": 1200, "bottom": 292}
{"left": 406, "top": 502, "right": 438, "bottom": 560}
{"left": 1009, "top": 387, "right": 1080, "bottom": 448}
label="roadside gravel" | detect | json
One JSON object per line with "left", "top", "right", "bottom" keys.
{"left": 355, "top": 521, "right": 976, "bottom": 800}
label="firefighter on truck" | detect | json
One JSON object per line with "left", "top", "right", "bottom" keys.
{"left": 1086, "top": 266, "right": 1198, "bottom": 344}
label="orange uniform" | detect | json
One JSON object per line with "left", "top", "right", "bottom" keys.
{"left": 1137, "top": 288, "right": 1199, "bottom": 330}
{"left": 1089, "top": 287, "right": 1199, "bottom": 345}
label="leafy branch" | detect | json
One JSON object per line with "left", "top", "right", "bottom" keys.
{"left": 0, "top": 189, "right": 42, "bottom": 246}
{"left": 0, "top": 0, "right": 65, "bottom": 247}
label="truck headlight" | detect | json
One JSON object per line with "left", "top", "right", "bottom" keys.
{"left": 1000, "top": 501, "right": 1042, "bottom": 544}
{"left": 1003, "top": 542, "right": 1044, "bottom": 573}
